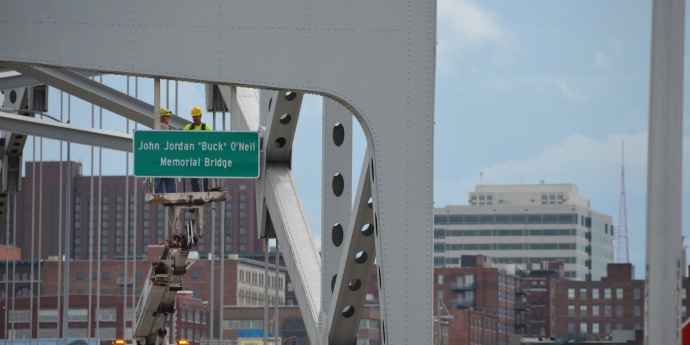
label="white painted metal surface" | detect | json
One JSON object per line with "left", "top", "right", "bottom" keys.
{"left": 0, "top": 1, "right": 436, "bottom": 344}
{"left": 321, "top": 99, "right": 353, "bottom": 343}
{"left": 645, "top": 0, "right": 685, "bottom": 344}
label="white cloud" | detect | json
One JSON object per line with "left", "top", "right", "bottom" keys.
{"left": 485, "top": 75, "right": 587, "bottom": 102}
{"left": 436, "top": 0, "right": 513, "bottom": 71}
{"left": 438, "top": 0, "right": 509, "bottom": 46}
{"left": 435, "top": 131, "right": 649, "bottom": 207}
{"left": 595, "top": 52, "right": 611, "bottom": 68}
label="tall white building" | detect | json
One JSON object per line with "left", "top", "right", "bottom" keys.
{"left": 434, "top": 184, "right": 614, "bottom": 280}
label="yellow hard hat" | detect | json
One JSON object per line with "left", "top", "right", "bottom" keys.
{"left": 191, "top": 106, "right": 202, "bottom": 117}
{"left": 159, "top": 107, "right": 172, "bottom": 117}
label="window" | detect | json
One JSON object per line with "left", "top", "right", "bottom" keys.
{"left": 605, "top": 323, "right": 612, "bottom": 334}
{"left": 38, "top": 309, "right": 58, "bottom": 322}
{"left": 102, "top": 272, "right": 110, "bottom": 279}
{"left": 592, "top": 323, "right": 600, "bottom": 334}
{"left": 580, "top": 323, "right": 587, "bottom": 334}
{"left": 567, "top": 305, "right": 575, "bottom": 316}
{"left": 76, "top": 272, "right": 85, "bottom": 280}
{"left": 592, "top": 305, "right": 600, "bottom": 316}
{"left": 568, "top": 323, "right": 575, "bottom": 333}
{"left": 9, "top": 310, "right": 31, "bottom": 323}
{"left": 616, "top": 288, "right": 623, "bottom": 299}
{"left": 68, "top": 309, "right": 88, "bottom": 322}
{"left": 634, "top": 305, "right": 641, "bottom": 317}
{"left": 579, "top": 288, "right": 587, "bottom": 299}
{"left": 592, "top": 288, "right": 599, "bottom": 299}
{"left": 38, "top": 328, "right": 58, "bottom": 339}
{"left": 580, "top": 305, "right": 587, "bottom": 316}
{"left": 98, "top": 308, "right": 117, "bottom": 321}
{"left": 634, "top": 288, "right": 641, "bottom": 300}
{"left": 616, "top": 305, "right": 623, "bottom": 317}
{"left": 604, "top": 305, "right": 612, "bottom": 316}
{"left": 568, "top": 288, "right": 575, "bottom": 299}
{"left": 437, "top": 274, "right": 443, "bottom": 284}
{"left": 604, "top": 288, "right": 611, "bottom": 299}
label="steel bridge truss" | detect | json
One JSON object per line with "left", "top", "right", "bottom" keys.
{"left": 0, "top": 1, "right": 436, "bottom": 344}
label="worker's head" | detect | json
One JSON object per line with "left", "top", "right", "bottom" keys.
{"left": 190, "top": 106, "right": 202, "bottom": 125}
{"left": 159, "top": 107, "right": 172, "bottom": 124}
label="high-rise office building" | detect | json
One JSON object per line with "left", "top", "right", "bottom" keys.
{"left": 10, "top": 161, "right": 265, "bottom": 260}
{"left": 434, "top": 184, "right": 614, "bottom": 280}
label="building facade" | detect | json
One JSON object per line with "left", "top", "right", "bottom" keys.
{"left": 0, "top": 248, "right": 288, "bottom": 343}
{"left": 434, "top": 184, "right": 614, "bottom": 280}
{"left": 553, "top": 264, "right": 644, "bottom": 339}
{"left": 11, "top": 161, "right": 265, "bottom": 261}
{"left": 434, "top": 255, "right": 525, "bottom": 345}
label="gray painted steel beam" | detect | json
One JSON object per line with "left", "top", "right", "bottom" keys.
{"left": 327, "top": 153, "right": 376, "bottom": 345}
{"left": 1, "top": 2, "right": 436, "bottom": 343}
{"left": 0, "top": 70, "right": 100, "bottom": 90}
{"left": 264, "top": 162, "right": 321, "bottom": 344}
{"left": 645, "top": 0, "right": 685, "bottom": 344}
{"left": 3, "top": 65, "right": 188, "bottom": 129}
{"left": 321, "top": 99, "right": 353, "bottom": 342}
{"left": 225, "top": 86, "right": 260, "bottom": 132}
{"left": 0, "top": 110, "right": 133, "bottom": 152}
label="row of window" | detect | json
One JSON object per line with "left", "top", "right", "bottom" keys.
{"left": 434, "top": 213, "right": 578, "bottom": 225}
{"left": 238, "top": 269, "right": 284, "bottom": 289}
{"left": 435, "top": 256, "right": 578, "bottom": 266}
{"left": 179, "top": 308, "right": 207, "bottom": 324}
{"left": 568, "top": 321, "right": 640, "bottom": 334}
{"left": 567, "top": 287, "right": 642, "bottom": 300}
{"left": 9, "top": 327, "right": 117, "bottom": 340}
{"left": 9, "top": 308, "right": 121, "bottom": 323}
{"left": 435, "top": 228, "right": 579, "bottom": 238}
{"left": 436, "top": 242, "right": 579, "bottom": 252}
{"left": 567, "top": 304, "right": 642, "bottom": 317}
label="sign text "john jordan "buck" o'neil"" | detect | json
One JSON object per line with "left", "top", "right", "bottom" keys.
{"left": 133, "top": 131, "right": 260, "bottom": 178}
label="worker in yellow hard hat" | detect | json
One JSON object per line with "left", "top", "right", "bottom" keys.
{"left": 159, "top": 107, "right": 172, "bottom": 130}
{"left": 184, "top": 106, "right": 212, "bottom": 130}
{"left": 185, "top": 106, "right": 211, "bottom": 191}
{"left": 154, "top": 107, "right": 177, "bottom": 193}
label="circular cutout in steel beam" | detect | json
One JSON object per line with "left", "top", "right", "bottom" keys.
{"left": 361, "top": 223, "right": 374, "bottom": 237}
{"left": 274, "top": 137, "right": 286, "bottom": 148}
{"left": 333, "top": 122, "right": 345, "bottom": 147}
{"left": 354, "top": 251, "right": 368, "bottom": 264}
{"left": 285, "top": 92, "right": 297, "bottom": 101}
{"left": 331, "top": 274, "right": 338, "bottom": 293}
{"left": 279, "top": 113, "right": 292, "bottom": 125}
{"left": 9, "top": 90, "right": 17, "bottom": 104}
{"left": 342, "top": 305, "right": 355, "bottom": 318}
{"left": 332, "top": 223, "right": 344, "bottom": 247}
{"left": 348, "top": 278, "right": 362, "bottom": 291}
{"left": 332, "top": 173, "right": 344, "bottom": 197}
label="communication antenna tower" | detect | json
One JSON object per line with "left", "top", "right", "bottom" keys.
{"left": 616, "top": 139, "right": 630, "bottom": 263}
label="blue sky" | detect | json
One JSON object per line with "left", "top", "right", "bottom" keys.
{"left": 4, "top": 0, "right": 689, "bottom": 279}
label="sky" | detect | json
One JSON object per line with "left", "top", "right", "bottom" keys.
{"left": 3, "top": 0, "right": 690, "bottom": 279}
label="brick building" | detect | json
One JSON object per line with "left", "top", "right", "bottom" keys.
{"left": 11, "top": 161, "right": 265, "bottom": 262}
{"left": 553, "top": 263, "right": 644, "bottom": 339}
{"left": 0, "top": 293, "right": 210, "bottom": 345}
{"left": 222, "top": 305, "right": 381, "bottom": 345}
{"left": 434, "top": 255, "right": 524, "bottom": 345}
{"left": 0, "top": 248, "right": 288, "bottom": 344}
{"left": 521, "top": 261, "right": 565, "bottom": 338}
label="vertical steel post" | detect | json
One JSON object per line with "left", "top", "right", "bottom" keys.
{"left": 645, "top": 0, "right": 685, "bottom": 344}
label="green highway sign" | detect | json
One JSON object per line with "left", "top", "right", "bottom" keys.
{"left": 134, "top": 130, "right": 260, "bottom": 178}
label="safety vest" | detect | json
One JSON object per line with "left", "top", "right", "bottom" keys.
{"left": 184, "top": 123, "right": 211, "bottom": 130}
